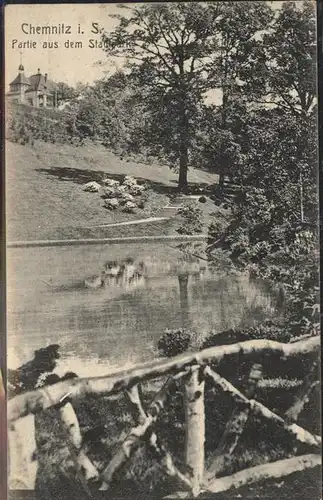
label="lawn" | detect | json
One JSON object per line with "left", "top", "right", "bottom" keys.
{"left": 6, "top": 140, "right": 219, "bottom": 241}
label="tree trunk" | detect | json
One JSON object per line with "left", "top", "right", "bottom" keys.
{"left": 218, "top": 172, "right": 225, "bottom": 194}
{"left": 218, "top": 76, "right": 229, "bottom": 194}
{"left": 178, "top": 69, "right": 189, "bottom": 193}
{"left": 299, "top": 170, "right": 304, "bottom": 223}
{"left": 184, "top": 367, "right": 205, "bottom": 496}
{"left": 178, "top": 131, "right": 189, "bottom": 192}
{"left": 178, "top": 150, "right": 188, "bottom": 193}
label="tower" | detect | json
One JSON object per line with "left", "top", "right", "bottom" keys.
{"left": 9, "top": 60, "right": 31, "bottom": 103}
{"left": 18, "top": 63, "right": 25, "bottom": 103}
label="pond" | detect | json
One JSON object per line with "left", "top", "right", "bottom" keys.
{"left": 7, "top": 242, "right": 278, "bottom": 377}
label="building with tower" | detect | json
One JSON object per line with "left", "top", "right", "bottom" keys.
{"left": 6, "top": 64, "right": 58, "bottom": 108}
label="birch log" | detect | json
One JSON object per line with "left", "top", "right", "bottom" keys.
{"left": 8, "top": 337, "right": 320, "bottom": 423}
{"left": 207, "top": 453, "right": 321, "bottom": 494}
{"left": 285, "top": 380, "right": 319, "bottom": 423}
{"left": 165, "top": 454, "right": 321, "bottom": 499}
{"left": 148, "top": 432, "right": 193, "bottom": 491}
{"left": 205, "top": 367, "right": 321, "bottom": 448}
{"left": 8, "top": 415, "right": 37, "bottom": 489}
{"left": 58, "top": 402, "right": 99, "bottom": 482}
{"left": 285, "top": 364, "right": 319, "bottom": 423}
{"left": 125, "top": 384, "right": 191, "bottom": 490}
{"left": 126, "top": 384, "right": 147, "bottom": 424}
{"left": 184, "top": 366, "right": 205, "bottom": 497}
{"left": 209, "top": 363, "right": 263, "bottom": 477}
{"left": 100, "top": 373, "right": 186, "bottom": 490}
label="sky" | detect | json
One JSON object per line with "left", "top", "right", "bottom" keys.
{"left": 5, "top": 1, "right": 297, "bottom": 90}
{"left": 5, "top": 3, "right": 126, "bottom": 88}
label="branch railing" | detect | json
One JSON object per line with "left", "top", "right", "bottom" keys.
{"left": 8, "top": 336, "right": 321, "bottom": 497}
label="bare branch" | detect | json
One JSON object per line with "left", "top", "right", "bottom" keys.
{"left": 136, "top": 10, "right": 177, "bottom": 76}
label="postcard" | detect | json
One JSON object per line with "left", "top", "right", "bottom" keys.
{"left": 5, "top": 2, "right": 321, "bottom": 499}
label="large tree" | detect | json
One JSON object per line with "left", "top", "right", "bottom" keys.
{"left": 209, "top": 1, "right": 274, "bottom": 188}
{"left": 101, "top": 2, "right": 274, "bottom": 191}
{"left": 263, "top": 1, "right": 316, "bottom": 118}
{"left": 101, "top": 2, "right": 226, "bottom": 191}
{"left": 262, "top": 1, "right": 317, "bottom": 222}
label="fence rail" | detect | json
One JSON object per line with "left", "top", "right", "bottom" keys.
{"left": 8, "top": 336, "right": 321, "bottom": 497}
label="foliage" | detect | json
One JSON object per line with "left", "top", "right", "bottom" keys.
{"left": 7, "top": 344, "right": 60, "bottom": 397}
{"left": 6, "top": 102, "right": 83, "bottom": 145}
{"left": 100, "top": 2, "right": 272, "bottom": 190}
{"left": 206, "top": 19, "right": 318, "bottom": 341}
{"left": 56, "top": 82, "right": 79, "bottom": 106}
{"left": 208, "top": 182, "right": 319, "bottom": 340}
{"left": 157, "top": 328, "right": 195, "bottom": 358}
{"left": 177, "top": 202, "right": 203, "bottom": 235}
{"left": 263, "top": 1, "right": 316, "bottom": 117}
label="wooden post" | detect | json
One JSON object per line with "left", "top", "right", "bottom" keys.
{"left": 8, "top": 415, "right": 37, "bottom": 489}
{"left": 184, "top": 366, "right": 205, "bottom": 497}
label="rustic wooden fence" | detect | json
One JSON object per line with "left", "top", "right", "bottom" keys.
{"left": 8, "top": 336, "right": 321, "bottom": 498}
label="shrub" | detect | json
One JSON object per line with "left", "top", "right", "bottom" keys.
{"left": 157, "top": 328, "right": 194, "bottom": 358}
{"left": 177, "top": 202, "right": 203, "bottom": 235}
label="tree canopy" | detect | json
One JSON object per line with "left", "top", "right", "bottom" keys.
{"left": 100, "top": 2, "right": 273, "bottom": 190}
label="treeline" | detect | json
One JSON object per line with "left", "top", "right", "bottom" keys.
{"left": 53, "top": 1, "right": 316, "bottom": 192}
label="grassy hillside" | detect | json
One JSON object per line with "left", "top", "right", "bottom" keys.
{"left": 6, "top": 140, "right": 219, "bottom": 241}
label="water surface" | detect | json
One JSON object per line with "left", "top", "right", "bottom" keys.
{"left": 7, "top": 243, "right": 276, "bottom": 376}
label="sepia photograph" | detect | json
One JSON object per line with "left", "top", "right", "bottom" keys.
{"left": 5, "top": 2, "right": 321, "bottom": 499}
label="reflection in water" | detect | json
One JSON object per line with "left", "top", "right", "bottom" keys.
{"left": 85, "top": 258, "right": 147, "bottom": 290}
{"left": 178, "top": 274, "right": 190, "bottom": 329}
{"left": 7, "top": 243, "right": 278, "bottom": 376}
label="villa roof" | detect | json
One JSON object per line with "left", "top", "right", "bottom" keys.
{"left": 9, "top": 73, "right": 31, "bottom": 86}
{"left": 26, "top": 73, "right": 56, "bottom": 93}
